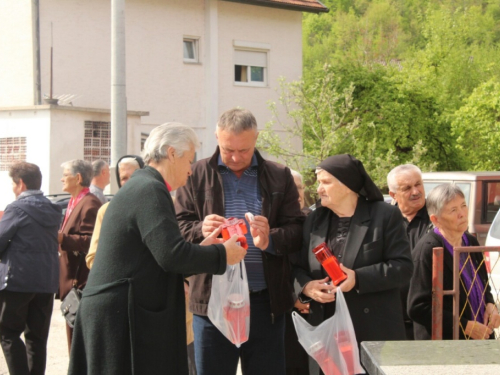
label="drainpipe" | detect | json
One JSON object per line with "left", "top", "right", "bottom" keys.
{"left": 111, "top": 0, "right": 127, "bottom": 166}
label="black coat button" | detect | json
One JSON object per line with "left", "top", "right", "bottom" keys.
{"left": 363, "top": 308, "right": 369, "bottom": 313}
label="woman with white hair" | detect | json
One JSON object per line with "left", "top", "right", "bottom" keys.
{"left": 408, "top": 183, "right": 500, "bottom": 340}
{"left": 58, "top": 159, "right": 102, "bottom": 351}
{"left": 68, "top": 123, "right": 246, "bottom": 375}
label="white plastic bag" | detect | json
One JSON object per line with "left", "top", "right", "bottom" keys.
{"left": 292, "top": 289, "right": 364, "bottom": 375}
{"left": 208, "top": 262, "right": 250, "bottom": 347}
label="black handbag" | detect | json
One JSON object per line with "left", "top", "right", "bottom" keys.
{"left": 60, "top": 254, "right": 84, "bottom": 328}
{"left": 60, "top": 287, "right": 82, "bottom": 328}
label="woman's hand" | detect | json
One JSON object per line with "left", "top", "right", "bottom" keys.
{"left": 302, "top": 277, "right": 336, "bottom": 304}
{"left": 464, "top": 320, "right": 493, "bottom": 340}
{"left": 223, "top": 234, "right": 247, "bottom": 265}
{"left": 484, "top": 303, "right": 500, "bottom": 330}
{"left": 338, "top": 264, "right": 356, "bottom": 293}
{"left": 200, "top": 226, "right": 224, "bottom": 246}
{"left": 294, "top": 299, "right": 310, "bottom": 314}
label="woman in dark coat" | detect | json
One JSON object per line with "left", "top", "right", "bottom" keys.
{"left": 68, "top": 123, "right": 246, "bottom": 375}
{"left": 408, "top": 183, "right": 500, "bottom": 340}
{"left": 292, "top": 155, "right": 413, "bottom": 375}
{"left": 58, "top": 159, "right": 102, "bottom": 351}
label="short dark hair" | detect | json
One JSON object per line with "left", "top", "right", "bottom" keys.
{"left": 9, "top": 162, "right": 42, "bottom": 190}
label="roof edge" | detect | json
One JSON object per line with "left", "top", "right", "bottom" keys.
{"left": 222, "top": 0, "right": 329, "bottom": 13}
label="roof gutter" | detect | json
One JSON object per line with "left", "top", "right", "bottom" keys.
{"left": 222, "top": 0, "right": 329, "bottom": 13}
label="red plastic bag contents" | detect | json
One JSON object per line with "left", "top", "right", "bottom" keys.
{"left": 312, "top": 242, "right": 347, "bottom": 286}
{"left": 208, "top": 262, "right": 250, "bottom": 347}
{"left": 221, "top": 217, "right": 248, "bottom": 250}
{"left": 292, "top": 290, "right": 364, "bottom": 375}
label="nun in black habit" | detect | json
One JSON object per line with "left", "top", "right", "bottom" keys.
{"left": 291, "top": 154, "right": 412, "bottom": 374}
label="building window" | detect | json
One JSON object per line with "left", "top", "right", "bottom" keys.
{"left": 0, "top": 137, "right": 27, "bottom": 171}
{"left": 84, "top": 121, "right": 111, "bottom": 164}
{"left": 234, "top": 49, "right": 267, "bottom": 86}
{"left": 183, "top": 37, "right": 199, "bottom": 63}
{"left": 141, "top": 133, "right": 149, "bottom": 151}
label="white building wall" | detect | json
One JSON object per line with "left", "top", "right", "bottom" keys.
{"left": 0, "top": 106, "right": 145, "bottom": 209}
{"left": 35, "top": 0, "right": 303, "bottom": 157}
{"left": 0, "top": 0, "right": 36, "bottom": 106}
{"left": 217, "top": 2, "right": 303, "bottom": 130}
{"left": 0, "top": 109, "right": 51, "bottom": 209}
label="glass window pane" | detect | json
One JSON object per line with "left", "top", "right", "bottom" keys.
{"left": 235, "top": 65, "right": 248, "bottom": 82}
{"left": 485, "top": 182, "right": 500, "bottom": 223}
{"left": 250, "top": 66, "right": 264, "bottom": 82}
{"left": 184, "top": 41, "right": 195, "bottom": 59}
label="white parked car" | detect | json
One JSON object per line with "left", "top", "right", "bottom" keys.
{"left": 485, "top": 210, "right": 500, "bottom": 300}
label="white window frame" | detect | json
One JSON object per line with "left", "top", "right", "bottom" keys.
{"left": 183, "top": 37, "right": 200, "bottom": 64}
{"left": 233, "top": 40, "right": 270, "bottom": 87}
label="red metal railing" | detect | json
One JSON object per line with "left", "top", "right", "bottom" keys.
{"left": 432, "top": 246, "right": 500, "bottom": 340}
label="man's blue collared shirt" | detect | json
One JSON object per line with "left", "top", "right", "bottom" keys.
{"left": 218, "top": 154, "right": 274, "bottom": 291}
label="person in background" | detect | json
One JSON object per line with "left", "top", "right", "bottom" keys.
{"left": 292, "top": 155, "right": 412, "bottom": 375}
{"left": 387, "top": 163, "right": 431, "bottom": 339}
{"left": 286, "top": 169, "right": 310, "bottom": 375}
{"left": 0, "top": 162, "right": 61, "bottom": 375}
{"left": 58, "top": 159, "right": 102, "bottom": 352}
{"left": 89, "top": 160, "right": 110, "bottom": 204}
{"left": 85, "top": 156, "right": 144, "bottom": 269}
{"left": 115, "top": 155, "right": 145, "bottom": 188}
{"left": 408, "top": 183, "right": 500, "bottom": 339}
{"left": 175, "top": 108, "right": 304, "bottom": 375}
{"left": 68, "top": 123, "right": 246, "bottom": 375}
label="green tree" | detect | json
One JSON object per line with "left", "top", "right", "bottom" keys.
{"left": 257, "top": 68, "right": 358, "bottom": 196}
{"left": 451, "top": 78, "right": 500, "bottom": 170}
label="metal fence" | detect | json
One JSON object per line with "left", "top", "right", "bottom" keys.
{"left": 432, "top": 246, "right": 500, "bottom": 340}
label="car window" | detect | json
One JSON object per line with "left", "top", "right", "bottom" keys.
{"left": 484, "top": 181, "right": 500, "bottom": 224}
{"left": 423, "top": 182, "right": 471, "bottom": 207}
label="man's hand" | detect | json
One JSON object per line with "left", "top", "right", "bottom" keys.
{"left": 484, "top": 303, "right": 500, "bottom": 330}
{"left": 465, "top": 320, "right": 493, "bottom": 340}
{"left": 302, "top": 277, "right": 336, "bottom": 304}
{"left": 294, "top": 299, "right": 310, "bottom": 314}
{"left": 338, "top": 264, "right": 356, "bottom": 293}
{"left": 200, "top": 226, "right": 224, "bottom": 246}
{"left": 245, "top": 213, "right": 269, "bottom": 250}
{"left": 202, "top": 214, "right": 226, "bottom": 238}
{"left": 58, "top": 232, "right": 63, "bottom": 244}
{"left": 224, "top": 234, "right": 247, "bottom": 265}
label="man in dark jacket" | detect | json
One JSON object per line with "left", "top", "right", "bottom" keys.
{"left": 0, "top": 162, "right": 61, "bottom": 374}
{"left": 175, "top": 108, "right": 304, "bottom": 375}
{"left": 387, "top": 163, "right": 431, "bottom": 339}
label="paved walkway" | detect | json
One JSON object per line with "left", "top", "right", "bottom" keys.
{"left": 0, "top": 300, "right": 243, "bottom": 375}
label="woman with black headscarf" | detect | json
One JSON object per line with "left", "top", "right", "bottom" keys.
{"left": 292, "top": 155, "right": 413, "bottom": 373}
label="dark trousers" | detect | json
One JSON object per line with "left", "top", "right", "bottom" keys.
{"left": 0, "top": 290, "right": 54, "bottom": 375}
{"left": 193, "top": 291, "right": 286, "bottom": 375}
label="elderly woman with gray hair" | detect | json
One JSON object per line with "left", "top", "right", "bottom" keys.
{"left": 68, "top": 123, "right": 246, "bottom": 375}
{"left": 408, "top": 183, "right": 500, "bottom": 340}
{"left": 58, "top": 159, "right": 102, "bottom": 351}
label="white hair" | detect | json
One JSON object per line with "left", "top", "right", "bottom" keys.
{"left": 61, "top": 159, "right": 93, "bottom": 187}
{"left": 387, "top": 164, "right": 422, "bottom": 193}
{"left": 118, "top": 157, "right": 140, "bottom": 169}
{"left": 290, "top": 169, "right": 303, "bottom": 182}
{"left": 142, "top": 122, "right": 199, "bottom": 164}
{"left": 426, "top": 183, "right": 465, "bottom": 217}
